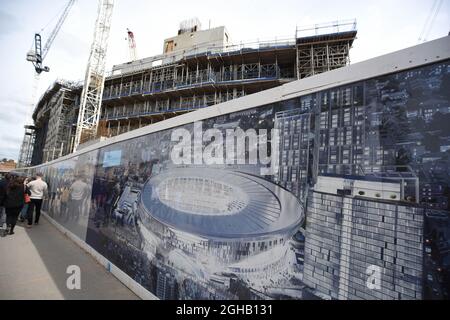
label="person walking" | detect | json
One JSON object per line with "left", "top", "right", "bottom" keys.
{"left": 2, "top": 176, "right": 29, "bottom": 235}
{"left": 19, "top": 176, "right": 32, "bottom": 222}
{"left": 0, "top": 173, "right": 12, "bottom": 231}
{"left": 26, "top": 172, "right": 48, "bottom": 227}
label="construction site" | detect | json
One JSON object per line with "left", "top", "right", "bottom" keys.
{"left": 5, "top": 0, "right": 450, "bottom": 303}
{"left": 17, "top": 4, "right": 357, "bottom": 166}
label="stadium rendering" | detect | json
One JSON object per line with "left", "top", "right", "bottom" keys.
{"left": 137, "top": 167, "right": 303, "bottom": 270}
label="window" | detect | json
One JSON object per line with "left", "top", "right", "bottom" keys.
{"left": 342, "top": 88, "right": 351, "bottom": 106}
{"left": 321, "top": 91, "right": 329, "bottom": 107}
{"left": 353, "top": 85, "right": 363, "bottom": 106}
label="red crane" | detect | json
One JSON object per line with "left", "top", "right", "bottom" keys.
{"left": 127, "top": 28, "right": 138, "bottom": 61}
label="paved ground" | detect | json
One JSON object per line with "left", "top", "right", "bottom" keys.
{"left": 0, "top": 216, "right": 139, "bottom": 300}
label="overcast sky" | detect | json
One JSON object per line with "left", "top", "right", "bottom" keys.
{"left": 0, "top": 0, "right": 448, "bottom": 161}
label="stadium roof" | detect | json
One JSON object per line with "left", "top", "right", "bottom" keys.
{"left": 140, "top": 167, "right": 303, "bottom": 239}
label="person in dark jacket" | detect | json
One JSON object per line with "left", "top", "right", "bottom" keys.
{"left": 0, "top": 173, "right": 12, "bottom": 205}
{"left": 3, "top": 176, "right": 29, "bottom": 235}
{"left": 0, "top": 173, "right": 12, "bottom": 229}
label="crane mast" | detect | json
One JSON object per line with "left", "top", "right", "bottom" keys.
{"left": 74, "top": 0, "right": 114, "bottom": 150}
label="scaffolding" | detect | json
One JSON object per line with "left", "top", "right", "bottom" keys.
{"left": 18, "top": 125, "right": 36, "bottom": 167}
{"left": 98, "top": 21, "right": 357, "bottom": 140}
{"left": 179, "top": 18, "right": 202, "bottom": 34}
{"left": 295, "top": 20, "right": 357, "bottom": 79}
{"left": 41, "top": 87, "right": 79, "bottom": 162}
{"left": 30, "top": 80, "right": 81, "bottom": 164}
{"left": 100, "top": 40, "right": 299, "bottom": 139}
{"left": 26, "top": 20, "right": 358, "bottom": 165}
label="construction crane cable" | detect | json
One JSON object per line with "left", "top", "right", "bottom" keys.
{"left": 418, "top": 0, "right": 442, "bottom": 43}
{"left": 423, "top": 0, "right": 443, "bottom": 42}
{"left": 418, "top": 0, "right": 437, "bottom": 42}
{"left": 40, "top": 1, "right": 70, "bottom": 33}
{"left": 42, "top": 0, "right": 76, "bottom": 59}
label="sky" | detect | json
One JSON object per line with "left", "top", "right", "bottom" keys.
{"left": 0, "top": 0, "right": 448, "bottom": 161}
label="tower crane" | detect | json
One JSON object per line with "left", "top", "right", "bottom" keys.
{"left": 26, "top": 0, "right": 76, "bottom": 74}
{"left": 74, "top": 0, "right": 114, "bottom": 150}
{"left": 126, "top": 28, "right": 138, "bottom": 61}
{"left": 19, "top": 0, "right": 76, "bottom": 166}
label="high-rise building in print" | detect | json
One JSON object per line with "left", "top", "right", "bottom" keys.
{"left": 274, "top": 109, "right": 312, "bottom": 198}
{"left": 156, "top": 270, "right": 178, "bottom": 300}
{"left": 304, "top": 175, "right": 424, "bottom": 300}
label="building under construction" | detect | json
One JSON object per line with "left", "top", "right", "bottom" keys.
{"left": 20, "top": 80, "right": 82, "bottom": 165}
{"left": 21, "top": 19, "right": 357, "bottom": 166}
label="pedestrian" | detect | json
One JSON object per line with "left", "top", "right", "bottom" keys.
{"left": 18, "top": 176, "right": 32, "bottom": 222}
{"left": 2, "top": 176, "right": 30, "bottom": 235}
{"left": 0, "top": 173, "right": 12, "bottom": 230}
{"left": 26, "top": 172, "right": 48, "bottom": 227}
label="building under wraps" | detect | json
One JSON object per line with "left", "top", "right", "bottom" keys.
{"left": 20, "top": 20, "right": 357, "bottom": 166}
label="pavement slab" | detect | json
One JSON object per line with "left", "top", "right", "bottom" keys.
{"left": 0, "top": 216, "right": 139, "bottom": 300}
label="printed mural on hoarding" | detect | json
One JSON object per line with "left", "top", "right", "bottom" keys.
{"left": 19, "top": 59, "right": 450, "bottom": 300}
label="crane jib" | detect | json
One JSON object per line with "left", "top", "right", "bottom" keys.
{"left": 26, "top": 0, "right": 76, "bottom": 74}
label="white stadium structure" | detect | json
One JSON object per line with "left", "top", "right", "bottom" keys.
{"left": 137, "top": 167, "right": 304, "bottom": 274}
